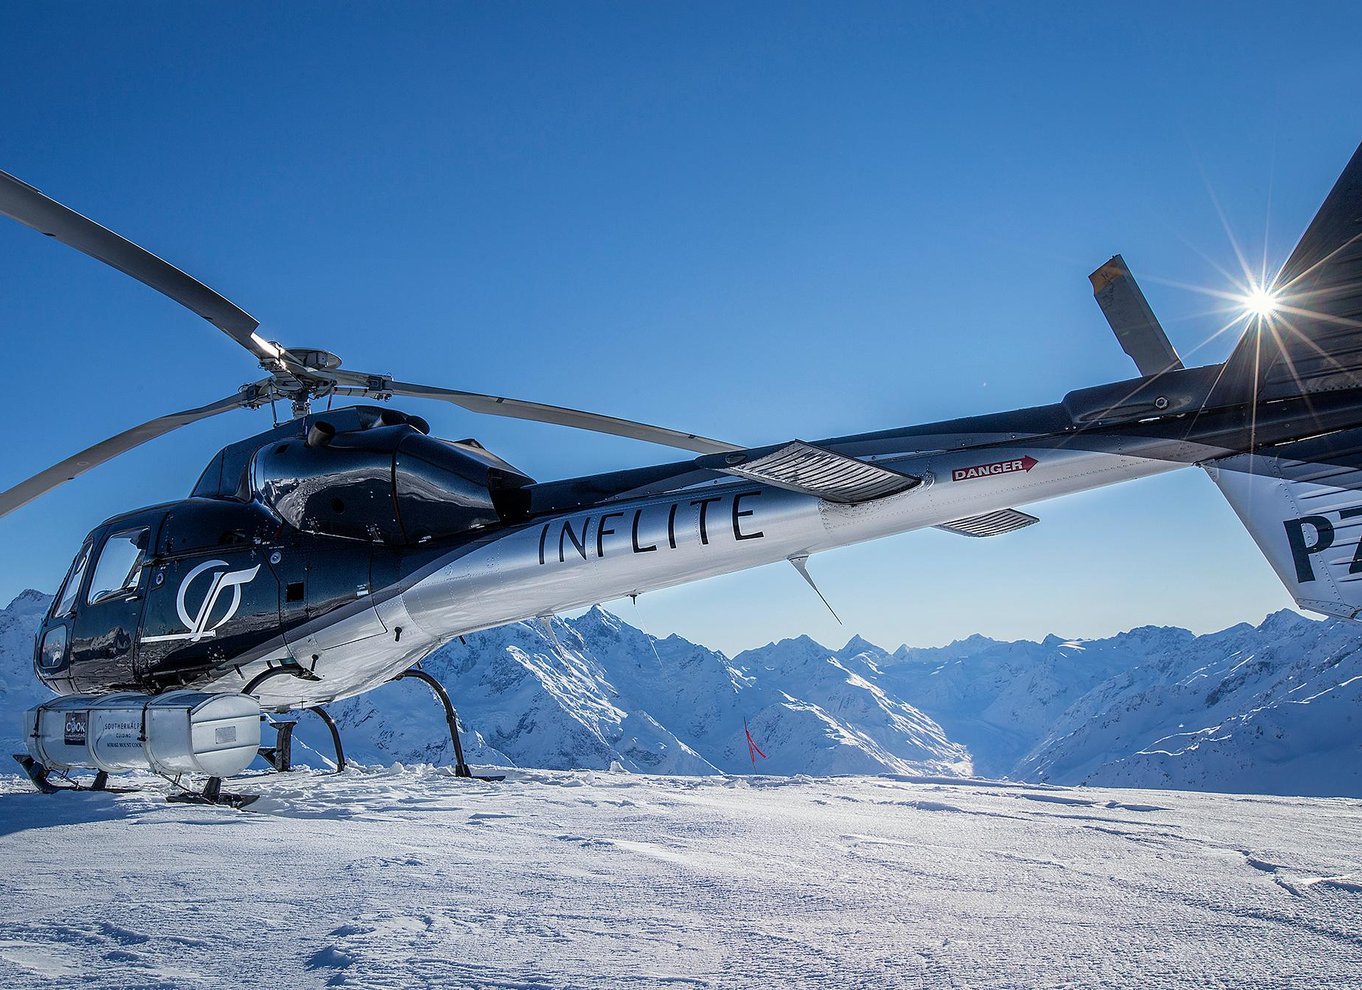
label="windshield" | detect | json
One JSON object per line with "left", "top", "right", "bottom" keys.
{"left": 52, "top": 542, "right": 90, "bottom": 617}
{"left": 86, "top": 528, "right": 149, "bottom": 605}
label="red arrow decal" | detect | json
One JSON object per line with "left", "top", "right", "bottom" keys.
{"left": 951, "top": 455, "right": 1039, "bottom": 483}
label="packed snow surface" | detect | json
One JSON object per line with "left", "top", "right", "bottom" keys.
{"left": 1, "top": 767, "right": 1359, "bottom": 988}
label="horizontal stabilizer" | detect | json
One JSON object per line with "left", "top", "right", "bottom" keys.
{"left": 722, "top": 441, "right": 920, "bottom": 504}
{"left": 935, "top": 508, "right": 1039, "bottom": 538}
{"left": 1089, "top": 255, "right": 1183, "bottom": 377}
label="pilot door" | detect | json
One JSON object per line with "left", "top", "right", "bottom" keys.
{"left": 67, "top": 513, "right": 162, "bottom": 692}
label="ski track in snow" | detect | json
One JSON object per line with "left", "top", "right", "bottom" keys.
{"left": 0, "top": 768, "right": 1359, "bottom": 989}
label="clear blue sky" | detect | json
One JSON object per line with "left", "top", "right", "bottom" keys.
{"left": 2, "top": 3, "right": 1359, "bottom": 654}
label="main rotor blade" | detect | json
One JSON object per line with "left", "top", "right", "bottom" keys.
{"left": 0, "top": 382, "right": 268, "bottom": 520}
{"left": 334, "top": 374, "right": 742, "bottom": 454}
{"left": 0, "top": 170, "right": 281, "bottom": 364}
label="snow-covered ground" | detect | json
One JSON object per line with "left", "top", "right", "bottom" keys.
{"left": 1, "top": 767, "right": 1359, "bottom": 989}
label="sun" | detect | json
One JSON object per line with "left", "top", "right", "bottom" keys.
{"left": 1242, "top": 284, "right": 1281, "bottom": 321}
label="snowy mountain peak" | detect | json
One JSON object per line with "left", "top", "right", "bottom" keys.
{"left": 1258, "top": 608, "right": 1311, "bottom": 635}
{"left": 7, "top": 589, "right": 50, "bottom": 612}
{"left": 891, "top": 632, "right": 1006, "bottom": 666}
{"left": 839, "top": 633, "right": 882, "bottom": 657}
{"left": 734, "top": 634, "right": 835, "bottom": 673}
{"left": 566, "top": 604, "right": 637, "bottom": 643}
{"left": 1097, "top": 623, "right": 1197, "bottom": 651}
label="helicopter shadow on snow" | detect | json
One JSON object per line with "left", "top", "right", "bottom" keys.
{"left": 0, "top": 779, "right": 264, "bottom": 837}
{"left": 0, "top": 786, "right": 149, "bottom": 837}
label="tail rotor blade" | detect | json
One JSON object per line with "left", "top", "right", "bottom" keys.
{"left": 1089, "top": 254, "right": 1183, "bottom": 377}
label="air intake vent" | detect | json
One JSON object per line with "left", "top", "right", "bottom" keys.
{"left": 935, "top": 508, "right": 1039, "bottom": 538}
{"left": 723, "top": 441, "right": 920, "bottom": 504}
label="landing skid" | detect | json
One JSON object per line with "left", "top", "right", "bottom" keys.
{"left": 166, "top": 776, "right": 258, "bottom": 809}
{"left": 253, "top": 673, "right": 502, "bottom": 784}
{"left": 15, "top": 667, "right": 503, "bottom": 801}
{"left": 15, "top": 755, "right": 254, "bottom": 806}
{"left": 12, "top": 755, "right": 140, "bottom": 795}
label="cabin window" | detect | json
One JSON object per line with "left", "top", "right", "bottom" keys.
{"left": 52, "top": 543, "right": 90, "bottom": 617}
{"left": 86, "top": 528, "right": 150, "bottom": 605}
{"left": 37, "top": 626, "right": 67, "bottom": 670}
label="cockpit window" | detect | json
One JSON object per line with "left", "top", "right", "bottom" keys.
{"left": 52, "top": 542, "right": 90, "bottom": 617}
{"left": 86, "top": 528, "right": 150, "bottom": 605}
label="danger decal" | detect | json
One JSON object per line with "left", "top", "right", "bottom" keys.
{"left": 951, "top": 455, "right": 1038, "bottom": 483}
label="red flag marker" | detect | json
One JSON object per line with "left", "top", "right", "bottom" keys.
{"left": 744, "top": 719, "right": 767, "bottom": 769}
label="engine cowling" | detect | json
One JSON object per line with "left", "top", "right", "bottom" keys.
{"left": 251, "top": 421, "right": 533, "bottom": 544}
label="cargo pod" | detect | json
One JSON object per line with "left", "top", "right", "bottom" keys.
{"left": 24, "top": 691, "right": 261, "bottom": 778}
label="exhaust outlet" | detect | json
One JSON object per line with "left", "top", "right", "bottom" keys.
{"left": 306, "top": 421, "right": 336, "bottom": 448}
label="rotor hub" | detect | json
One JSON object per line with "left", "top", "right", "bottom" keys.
{"left": 284, "top": 348, "right": 343, "bottom": 372}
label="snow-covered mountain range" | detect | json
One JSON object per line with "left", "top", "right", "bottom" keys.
{"left": 300, "top": 605, "right": 972, "bottom": 778}
{"left": 3, "top": 589, "right": 1361, "bottom": 796}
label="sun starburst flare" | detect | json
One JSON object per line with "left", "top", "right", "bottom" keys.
{"left": 1241, "top": 283, "right": 1282, "bottom": 321}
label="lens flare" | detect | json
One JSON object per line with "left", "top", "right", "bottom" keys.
{"left": 1242, "top": 284, "right": 1280, "bottom": 321}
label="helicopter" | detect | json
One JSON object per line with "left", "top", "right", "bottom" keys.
{"left": 6, "top": 139, "right": 1362, "bottom": 805}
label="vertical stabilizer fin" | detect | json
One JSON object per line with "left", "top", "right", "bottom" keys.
{"left": 1203, "top": 431, "right": 1362, "bottom": 620}
{"left": 1089, "top": 255, "right": 1184, "bottom": 376}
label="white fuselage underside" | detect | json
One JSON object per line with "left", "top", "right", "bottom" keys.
{"left": 222, "top": 444, "right": 1176, "bottom": 709}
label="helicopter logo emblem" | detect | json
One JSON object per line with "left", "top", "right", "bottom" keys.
{"left": 142, "top": 559, "right": 261, "bottom": 644}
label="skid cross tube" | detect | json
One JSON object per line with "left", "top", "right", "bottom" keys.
{"left": 258, "top": 719, "right": 297, "bottom": 771}
{"left": 258, "top": 708, "right": 345, "bottom": 774}
{"left": 304, "top": 706, "right": 346, "bottom": 773}
{"left": 243, "top": 662, "right": 319, "bottom": 696}
{"left": 11, "top": 755, "right": 137, "bottom": 795}
{"left": 394, "top": 669, "right": 472, "bottom": 777}
{"left": 12, "top": 754, "right": 59, "bottom": 794}
{"left": 166, "top": 776, "right": 258, "bottom": 809}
